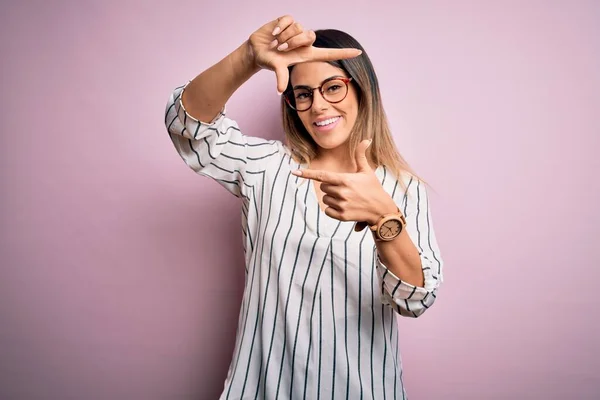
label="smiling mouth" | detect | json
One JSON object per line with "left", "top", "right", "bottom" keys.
{"left": 313, "top": 116, "right": 341, "bottom": 127}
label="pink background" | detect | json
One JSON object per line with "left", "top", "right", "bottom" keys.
{"left": 1, "top": 0, "right": 599, "bottom": 398}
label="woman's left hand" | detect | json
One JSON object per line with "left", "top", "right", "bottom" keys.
{"left": 291, "top": 140, "right": 398, "bottom": 225}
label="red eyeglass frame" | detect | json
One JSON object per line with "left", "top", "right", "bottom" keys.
{"left": 283, "top": 76, "right": 353, "bottom": 111}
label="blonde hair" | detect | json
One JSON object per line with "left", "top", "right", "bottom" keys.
{"left": 281, "top": 29, "right": 425, "bottom": 192}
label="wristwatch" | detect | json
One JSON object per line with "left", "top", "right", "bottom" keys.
{"left": 354, "top": 208, "right": 406, "bottom": 242}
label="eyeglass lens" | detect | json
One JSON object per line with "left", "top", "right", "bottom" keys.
{"left": 287, "top": 79, "right": 349, "bottom": 111}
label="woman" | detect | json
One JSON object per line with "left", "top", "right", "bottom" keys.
{"left": 165, "top": 15, "right": 443, "bottom": 400}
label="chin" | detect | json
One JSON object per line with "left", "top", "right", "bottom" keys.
{"left": 314, "top": 139, "right": 349, "bottom": 151}
{"left": 311, "top": 133, "right": 351, "bottom": 150}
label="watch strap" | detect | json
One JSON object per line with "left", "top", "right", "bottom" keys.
{"left": 353, "top": 208, "right": 405, "bottom": 233}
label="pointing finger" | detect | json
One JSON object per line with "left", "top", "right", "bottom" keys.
{"left": 291, "top": 169, "right": 343, "bottom": 184}
{"left": 311, "top": 47, "right": 362, "bottom": 62}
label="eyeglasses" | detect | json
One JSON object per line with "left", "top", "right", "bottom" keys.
{"left": 283, "top": 76, "right": 353, "bottom": 112}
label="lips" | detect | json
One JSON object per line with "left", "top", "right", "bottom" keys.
{"left": 313, "top": 116, "right": 341, "bottom": 127}
{"left": 312, "top": 116, "right": 342, "bottom": 133}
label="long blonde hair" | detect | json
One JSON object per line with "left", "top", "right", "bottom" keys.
{"left": 281, "top": 29, "right": 425, "bottom": 191}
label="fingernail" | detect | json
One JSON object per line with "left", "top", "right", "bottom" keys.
{"left": 277, "top": 90, "right": 283, "bottom": 96}
{"left": 277, "top": 42, "right": 288, "bottom": 51}
{"left": 291, "top": 170, "right": 302, "bottom": 176}
{"left": 272, "top": 26, "right": 281, "bottom": 35}
{"left": 269, "top": 39, "right": 278, "bottom": 49}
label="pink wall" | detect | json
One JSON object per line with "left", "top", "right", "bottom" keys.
{"left": 1, "top": 1, "right": 598, "bottom": 398}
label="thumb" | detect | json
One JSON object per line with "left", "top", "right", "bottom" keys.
{"left": 275, "top": 66, "right": 290, "bottom": 95}
{"left": 355, "top": 139, "right": 372, "bottom": 172}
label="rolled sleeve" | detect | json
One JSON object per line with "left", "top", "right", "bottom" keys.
{"left": 376, "top": 176, "right": 444, "bottom": 318}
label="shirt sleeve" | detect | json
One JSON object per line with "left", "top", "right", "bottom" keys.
{"left": 376, "top": 175, "right": 444, "bottom": 318}
{"left": 164, "top": 82, "right": 286, "bottom": 199}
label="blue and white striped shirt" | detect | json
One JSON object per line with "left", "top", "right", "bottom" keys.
{"left": 165, "top": 82, "right": 444, "bottom": 400}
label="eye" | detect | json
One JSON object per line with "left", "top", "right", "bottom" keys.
{"left": 295, "top": 91, "right": 311, "bottom": 100}
{"left": 326, "top": 85, "right": 342, "bottom": 92}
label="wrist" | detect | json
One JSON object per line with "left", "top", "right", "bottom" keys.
{"left": 231, "top": 41, "right": 261, "bottom": 80}
{"left": 367, "top": 196, "right": 398, "bottom": 226}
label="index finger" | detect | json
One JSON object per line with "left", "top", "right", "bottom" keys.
{"left": 291, "top": 168, "right": 343, "bottom": 184}
{"left": 311, "top": 47, "right": 363, "bottom": 62}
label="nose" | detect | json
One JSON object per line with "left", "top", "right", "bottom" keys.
{"left": 310, "top": 89, "right": 329, "bottom": 111}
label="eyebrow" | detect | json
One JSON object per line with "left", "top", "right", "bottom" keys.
{"left": 292, "top": 75, "right": 346, "bottom": 90}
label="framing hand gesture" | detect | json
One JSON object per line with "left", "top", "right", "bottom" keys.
{"left": 248, "top": 15, "right": 363, "bottom": 93}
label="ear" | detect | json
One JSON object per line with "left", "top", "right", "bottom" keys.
{"left": 355, "top": 139, "right": 372, "bottom": 172}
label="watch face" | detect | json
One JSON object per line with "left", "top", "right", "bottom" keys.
{"left": 379, "top": 219, "right": 402, "bottom": 240}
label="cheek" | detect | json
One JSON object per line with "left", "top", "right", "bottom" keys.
{"left": 294, "top": 111, "right": 309, "bottom": 128}
{"left": 300, "top": 118, "right": 312, "bottom": 136}
{"left": 341, "top": 94, "right": 359, "bottom": 126}
{"left": 343, "top": 106, "right": 358, "bottom": 128}
{"left": 296, "top": 116, "right": 317, "bottom": 141}
{"left": 299, "top": 116, "right": 311, "bottom": 130}
{"left": 350, "top": 110, "right": 359, "bottom": 125}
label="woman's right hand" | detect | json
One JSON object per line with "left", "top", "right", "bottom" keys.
{"left": 247, "top": 15, "right": 363, "bottom": 94}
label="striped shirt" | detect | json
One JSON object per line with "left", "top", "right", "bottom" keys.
{"left": 165, "top": 82, "right": 444, "bottom": 400}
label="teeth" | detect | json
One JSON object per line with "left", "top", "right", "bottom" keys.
{"left": 315, "top": 117, "right": 339, "bottom": 127}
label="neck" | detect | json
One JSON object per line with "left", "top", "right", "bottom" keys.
{"left": 310, "top": 146, "right": 376, "bottom": 173}
{"left": 310, "top": 144, "right": 351, "bottom": 172}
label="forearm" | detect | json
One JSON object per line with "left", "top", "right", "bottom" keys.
{"left": 182, "top": 41, "right": 261, "bottom": 122}
{"left": 368, "top": 193, "right": 425, "bottom": 288}
{"left": 374, "top": 229, "right": 424, "bottom": 287}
